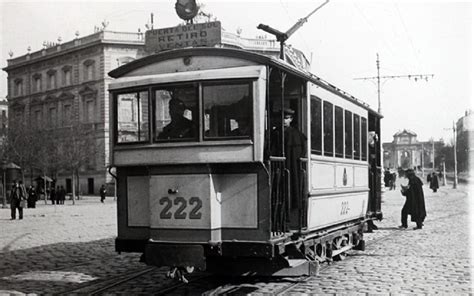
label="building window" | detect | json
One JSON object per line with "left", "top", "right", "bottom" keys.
{"left": 83, "top": 98, "right": 95, "bottom": 123}
{"left": 33, "top": 109, "right": 42, "bottom": 127}
{"left": 47, "top": 70, "right": 57, "bottom": 89}
{"left": 14, "top": 79, "right": 23, "bottom": 96}
{"left": 48, "top": 106, "right": 57, "bottom": 127}
{"left": 62, "top": 103, "right": 72, "bottom": 125}
{"left": 62, "top": 66, "right": 72, "bottom": 86}
{"left": 83, "top": 59, "right": 95, "bottom": 81}
{"left": 33, "top": 74, "right": 42, "bottom": 92}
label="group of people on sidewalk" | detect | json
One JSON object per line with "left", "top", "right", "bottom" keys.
{"left": 50, "top": 186, "right": 67, "bottom": 205}
{"left": 9, "top": 179, "right": 109, "bottom": 220}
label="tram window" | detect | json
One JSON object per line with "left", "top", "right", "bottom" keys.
{"left": 354, "top": 114, "right": 361, "bottom": 160}
{"left": 116, "top": 91, "right": 149, "bottom": 143}
{"left": 334, "top": 106, "right": 344, "bottom": 158}
{"left": 154, "top": 86, "right": 198, "bottom": 141}
{"left": 202, "top": 83, "right": 251, "bottom": 139}
{"left": 310, "top": 96, "right": 322, "bottom": 155}
{"left": 345, "top": 110, "right": 353, "bottom": 159}
{"left": 361, "top": 117, "right": 367, "bottom": 161}
{"left": 323, "top": 101, "right": 333, "bottom": 157}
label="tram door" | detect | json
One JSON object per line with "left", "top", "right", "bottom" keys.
{"left": 368, "top": 111, "right": 383, "bottom": 219}
{"left": 266, "top": 69, "right": 308, "bottom": 233}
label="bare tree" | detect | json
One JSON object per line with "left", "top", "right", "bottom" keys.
{"left": 58, "top": 123, "right": 96, "bottom": 204}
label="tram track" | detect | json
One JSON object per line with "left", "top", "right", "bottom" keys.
{"left": 58, "top": 186, "right": 470, "bottom": 295}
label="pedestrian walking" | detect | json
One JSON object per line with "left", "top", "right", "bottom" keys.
{"left": 27, "top": 185, "right": 37, "bottom": 208}
{"left": 399, "top": 169, "right": 427, "bottom": 230}
{"left": 100, "top": 184, "right": 107, "bottom": 203}
{"left": 59, "top": 185, "right": 66, "bottom": 204}
{"left": 50, "top": 186, "right": 57, "bottom": 205}
{"left": 390, "top": 171, "right": 397, "bottom": 190}
{"left": 10, "top": 180, "right": 27, "bottom": 220}
{"left": 429, "top": 172, "right": 439, "bottom": 192}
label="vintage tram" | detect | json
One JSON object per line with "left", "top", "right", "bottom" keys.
{"left": 108, "top": 46, "right": 382, "bottom": 280}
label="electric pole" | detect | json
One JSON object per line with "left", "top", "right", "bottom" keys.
{"left": 452, "top": 121, "right": 458, "bottom": 189}
{"left": 354, "top": 53, "right": 435, "bottom": 115}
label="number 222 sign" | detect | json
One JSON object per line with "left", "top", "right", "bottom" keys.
{"left": 159, "top": 196, "right": 202, "bottom": 220}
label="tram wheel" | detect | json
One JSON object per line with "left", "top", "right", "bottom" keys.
{"left": 333, "top": 236, "right": 348, "bottom": 261}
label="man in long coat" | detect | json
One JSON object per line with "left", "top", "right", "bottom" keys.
{"left": 400, "top": 169, "right": 427, "bottom": 230}
{"left": 429, "top": 172, "right": 439, "bottom": 192}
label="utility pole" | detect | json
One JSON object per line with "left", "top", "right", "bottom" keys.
{"left": 421, "top": 143, "right": 425, "bottom": 178}
{"left": 354, "top": 53, "right": 435, "bottom": 115}
{"left": 452, "top": 121, "right": 458, "bottom": 189}
{"left": 431, "top": 138, "right": 435, "bottom": 171}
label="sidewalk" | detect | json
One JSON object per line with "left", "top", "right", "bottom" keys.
{"left": 0, "top": 196, "right": 117, "bottom": 252}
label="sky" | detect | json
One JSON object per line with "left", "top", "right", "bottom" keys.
{"left": 0, "top": 0, "right": 472, "bottom": 143}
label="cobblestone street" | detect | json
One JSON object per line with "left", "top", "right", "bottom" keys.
{"left": 0, "top": 181, "right": 471, "bottom": 295}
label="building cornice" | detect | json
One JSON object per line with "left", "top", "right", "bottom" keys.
{"left": 3, "top": 31, "right": 145, "bottom": 72}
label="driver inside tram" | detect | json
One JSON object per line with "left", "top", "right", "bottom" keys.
{"left": 157, "top": 96, "right": 196, "bottom": 140}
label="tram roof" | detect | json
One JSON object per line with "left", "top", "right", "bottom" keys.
{"left": 109, "top": 47, "right": 382, "bottom": 117}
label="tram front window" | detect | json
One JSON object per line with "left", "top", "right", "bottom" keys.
{"left": 203, "top": 83, "right": 251, "bottom": 139}
{"left": 155, "top": 86, "right": 198, "bottom": 141}
{"left": 116, "top": 91, "right": 149, "bottom": 143}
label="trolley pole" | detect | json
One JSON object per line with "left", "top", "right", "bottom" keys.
{"left": 354, "top": 53, "right": 435, "bottom": 116}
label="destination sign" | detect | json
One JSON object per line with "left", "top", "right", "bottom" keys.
{"left": 145, "top": 21, "right": 222, "bottom": 53}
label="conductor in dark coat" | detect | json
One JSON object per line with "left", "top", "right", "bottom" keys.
{"left": 400, "top": 169, "right": 427, "bottom": 230}
{"left": 276, "top": 108, "right": 307, "bottom": 210}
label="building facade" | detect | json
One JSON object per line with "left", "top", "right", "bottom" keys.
{"left": 0, "top": 98, "right": 7, "bottom": 145}
{"left": 3, "top": 30, "right": 146, "bottom": 194}
{"left": 456, "top": 109, "right": 473, "bottom": 173}
{"left": 3, "top": 26, "right": 305, "bottom": 195}
{"left": 383, "top": 129, "right": 442, "bottom": 171}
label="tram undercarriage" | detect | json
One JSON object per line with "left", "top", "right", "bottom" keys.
{"left": 140, "top": 219, "right": 366, "bottom": 278}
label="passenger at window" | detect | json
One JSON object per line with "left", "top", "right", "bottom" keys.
{"left": 158, "top": 97, "right": 196, "bottom": 140}
{"left": 230, "top": 116, "right": 251, "bottom": 137}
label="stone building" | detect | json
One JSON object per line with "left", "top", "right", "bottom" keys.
{"left": 3, "top": 26, "right": 303, "bottom": 195}
{"left": 3, "top": 30, "right": 146, "bottom": 194}
{"left": 456, "top": 109, "right": 473, "bottom": 173}
{"left": 383, "top": 129, "right": 442, "bottom": 171}
{"left": 0, "top": 98, "right": 7, "bottom": 145}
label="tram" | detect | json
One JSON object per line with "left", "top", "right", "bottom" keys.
{"left": 108, "top": 45, "right": 382, "bottom": 280}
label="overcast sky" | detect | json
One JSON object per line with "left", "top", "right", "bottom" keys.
{"left": 1, "top": 0, "right": 472, "bottom": 143}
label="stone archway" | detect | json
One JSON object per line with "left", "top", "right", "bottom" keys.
{"left": 400, "top": 150, "right": 411, "bottom": 169}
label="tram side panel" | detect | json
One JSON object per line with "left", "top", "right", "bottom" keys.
{"left": 308, "top": 160, "right": 369, "bottom": 230}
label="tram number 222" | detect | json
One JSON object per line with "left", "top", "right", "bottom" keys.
{"left": 340, "top": 201, "right": 350, "bottom": 215}
{"left": 159, "top": 196, "right": 202, "bottom": 219}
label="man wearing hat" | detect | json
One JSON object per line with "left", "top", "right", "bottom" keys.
{"left": 399, "top": 169, "right": 426, "bottom": 230}
{"left": 271, "top": 107, "right": 307, "bottom": 213}
{"left": 158, "top": 96, "right": 196, "bottom": 140}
